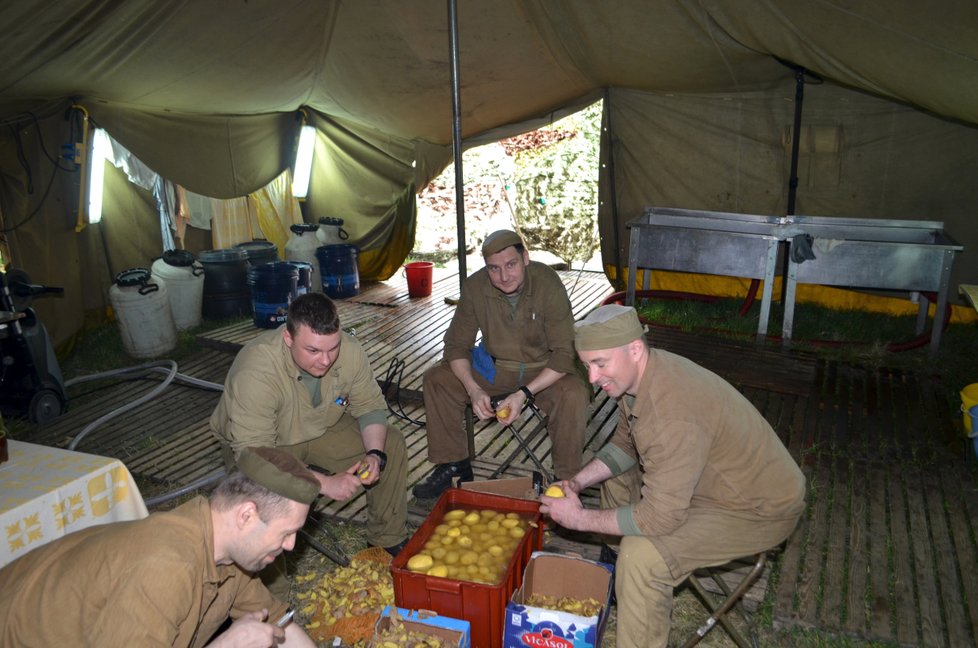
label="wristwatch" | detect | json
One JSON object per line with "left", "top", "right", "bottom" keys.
{"left": 366, "top": 449, "right": 388, "bottom": 472}
{"left": 519, "top": 385, "right": 534, "bottom": 401}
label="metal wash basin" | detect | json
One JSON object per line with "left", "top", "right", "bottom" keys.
{"left": 780, "top": 215, "right": 963, "bottom": 353}
{"left": 626, "top": 207, "right": 964, "bottom": 354}
{"left": 626, "top": 208, "right": 783, "bottom": 342}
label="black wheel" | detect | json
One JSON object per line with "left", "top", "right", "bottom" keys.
{"left": 29, "top": 388, "right": 63, "bottom": 424}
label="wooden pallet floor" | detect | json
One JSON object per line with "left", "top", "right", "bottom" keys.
{"left": 15, "top": 266, "right": 978, "bottom": 646}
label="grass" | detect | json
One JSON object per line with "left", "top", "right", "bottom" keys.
{"left": 634, "top": 295, "right": 978, "bottom": 408}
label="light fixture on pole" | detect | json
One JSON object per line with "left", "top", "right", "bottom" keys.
{"left": 292, "top": 125, "right": 316, "bottom": 199}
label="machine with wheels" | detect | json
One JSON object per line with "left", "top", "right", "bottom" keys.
{"left": 0, "top": 269, "right": 67, "bottom": 424}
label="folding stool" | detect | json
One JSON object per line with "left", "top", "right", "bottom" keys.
{"left": 681, "top": 551, "right": 770, "bottom": 648}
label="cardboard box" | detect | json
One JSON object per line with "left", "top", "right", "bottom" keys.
{"left": 370, "top": 606, "right": 470, "bottom": 648}
{"left": 504, "top": 552, "right": 614, "bottom": 648}
{"left": 460, "top": 475, "right": 541, "bottom": 501}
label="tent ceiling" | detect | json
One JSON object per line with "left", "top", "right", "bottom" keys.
{"left": 3, "top": 1, "right": 976, "bottom": 144}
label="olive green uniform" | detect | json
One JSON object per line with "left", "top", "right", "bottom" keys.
{"left": 0, "top": 497, "right": 284, "bottom": 648}
{"left": 423, "top": 261, "right": 589, "bottom": 478}
{"left": 211, "top": 327, "right": 407, "bottom": 549}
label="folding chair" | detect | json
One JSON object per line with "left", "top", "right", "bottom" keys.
{"left": 681, "top": 551, "right": 772, "bottom": 648}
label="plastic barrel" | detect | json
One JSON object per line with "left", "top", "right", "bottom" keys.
{"left": 316, "top": 217, "right": 349, "bottom": 246}
{"left": 150, "top": 250, "right": 204, "bottom": 330}
{"left": 234, "top": 240, "right": 279, "bottom": 267}
{"left": 247, "top": 262, "right": 299, "bottom": 328}
{"left": 961, "top": 383, "right": 978, "bottom": 434}
{"left": 199, "top": 248, "right": 252, "bottom": 319}
{"left": 285, "top": 224, "right": 323, "bottom": 292}
{"left": 109, "top": 268, "right": 178, "bottom": 358}
{"left": 284, "top": 260, "right": 313, "bottom": 296}
{"left": 316, "top": 244, "right": 360, "bottom": 299}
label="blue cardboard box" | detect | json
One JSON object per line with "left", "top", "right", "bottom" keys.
{"left": 371, "top": 606, "right": 471, "bottom": 648}
{"left": 504, "top": 552, "right": 614, "bottom": 648}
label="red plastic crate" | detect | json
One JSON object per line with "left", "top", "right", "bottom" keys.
{"left": 392, "top": 488, "right": 543, "bottom": 648}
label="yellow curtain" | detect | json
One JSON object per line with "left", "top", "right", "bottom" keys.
{"left": 210, "top": 169, "right": 302, "bottom": 252}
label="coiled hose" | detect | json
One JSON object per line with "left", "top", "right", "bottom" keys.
{"left": 64, "top": 360, "right": 226, "bottom": 506}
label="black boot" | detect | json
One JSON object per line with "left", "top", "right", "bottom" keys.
{"left": 412, "top": 460, "right": 474, "bottom": 499}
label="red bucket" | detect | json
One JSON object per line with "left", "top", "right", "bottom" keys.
{"left": 404, "top": 261, "right": 434, "bottom": 297}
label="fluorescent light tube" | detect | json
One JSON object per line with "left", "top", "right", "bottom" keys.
{"left": 292, "top": 125, "right": 316, "bottom": 199}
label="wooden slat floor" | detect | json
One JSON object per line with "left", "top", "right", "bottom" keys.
{"left": 16, "top": 266, "right": 978, "bottom": 646}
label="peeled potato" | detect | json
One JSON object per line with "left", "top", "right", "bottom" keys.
{"left": 496, "top": 407, "right": 511, "bottom": 419}
{"left": 428, "top": 565, "right": 449, "bottom": 578}
{"left": 407, "top": 554, "right": 434, "bottom": 572}
{"left": 544, "top": 484, "right": 565, "bottom": 498}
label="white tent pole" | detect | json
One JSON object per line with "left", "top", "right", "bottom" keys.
{"left": 448, "top": 0, "right": 466, "bottom": 289}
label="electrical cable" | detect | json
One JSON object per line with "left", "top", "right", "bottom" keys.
{"left": 382, "top": 357, "right": 426, "bottom": 426}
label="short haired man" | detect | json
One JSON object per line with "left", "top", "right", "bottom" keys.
{"left": 0, "top": 447, "right": 320, "bottom": 647}
{"left": 413, "top": 229, "right": 590, "bottom": 498}
{"left": 541, "top": 304, "right": 806, "bottom": 648}
{"left": 211, "top": 292, "right": 409, "bottom": 595}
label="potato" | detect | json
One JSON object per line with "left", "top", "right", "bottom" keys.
{"left": 544, "top": 484, "right": 565, "bottom": 498}
{"left": 407, "top": 554, "right": 434, "bottom": 572}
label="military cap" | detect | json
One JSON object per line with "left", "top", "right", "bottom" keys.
{"left": 574, "top": 304, "right": 646, "bottom": 351}
{"left": 237, "top": 447, "right": 320, "bottom": 504}
{"left": 482, "top": 229, "right": 524, "bottom": 257}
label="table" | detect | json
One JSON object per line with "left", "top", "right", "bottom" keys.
{"left": 0, "top": 440, "right": 149, "bottom": 567}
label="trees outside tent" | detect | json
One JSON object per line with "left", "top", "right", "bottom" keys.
{"left": 414, "top": 102, "right": 600, "bottom": 269}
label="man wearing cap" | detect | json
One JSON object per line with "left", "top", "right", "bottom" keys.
{"left": 541, "top": 304, "right": 806, "bottom": 648}
{"left": 211, "top": 292, "right": 409, "bottom": 593}
{"left": 0, "top": 447, "right": 319, "bottom": 647}
{"left": 413, "top": 229, "right": 590, "bottom": 498}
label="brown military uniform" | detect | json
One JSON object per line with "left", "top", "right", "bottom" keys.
{"left": 597, "top": 348, "right": 806, "bottom": 648}
{"left": 423, "top": 261, "right": 589, "bottom": 478}
{"left": 0, "top": 497, "right": 284, "bottom": 647}
{"left": 210, "top": 327, "right": 407, "bottom": 549}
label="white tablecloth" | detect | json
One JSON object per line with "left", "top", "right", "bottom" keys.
{"left": 0, "top": 440, "right": 149, "bottom": 567}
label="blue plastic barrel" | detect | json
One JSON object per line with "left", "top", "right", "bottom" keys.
{"left": 247, "top": 262, "right": 298, "bottom": 328}
{"left": 284, "top": 260, "right": 313, "bottom": 296}
{"left": 316, "top": 244, "right": 360, "bottom": 299}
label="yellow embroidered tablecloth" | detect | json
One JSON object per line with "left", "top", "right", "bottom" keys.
{"left": 0, "top": 440, "right": 149, "bottom": 567}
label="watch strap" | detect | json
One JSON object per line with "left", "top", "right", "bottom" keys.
{"left": 519, "top": 385, "right": 534, "bottom": 401}
{"left": 366, "top": 448, "right": 387, "bottom": 471}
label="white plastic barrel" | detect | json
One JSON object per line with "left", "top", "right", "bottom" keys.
{"left": 109, "top": 268, "right": 178, "bottom": 358}
{"left": 151, "top": 250, "right": 204, "bottom": 330}
{"left": 316, "top": 216, "right": 349, "bottom": 246}
{"left": 285, "top": 223, "right": 323, "bottom": 292}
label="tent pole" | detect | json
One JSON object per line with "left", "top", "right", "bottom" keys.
{"left": 448, "top": 0, "right": 466, "bottom": 289}
{"left": 603, "top": 87, "right": 623, "bottom": 291}
{"left": 786, "top": 68, "right": 805, "bottom": 216}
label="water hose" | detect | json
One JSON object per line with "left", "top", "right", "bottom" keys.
{"left": 64, "top": 360, "right": 226, "bottom": 506}
{"left": 65, "top": 360, "right": 224, "bottom": 451}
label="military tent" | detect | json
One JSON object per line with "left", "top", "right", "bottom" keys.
{"left": 1, "top": 0, "right": 977, "bottom": 348}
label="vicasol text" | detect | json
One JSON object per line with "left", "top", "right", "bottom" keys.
{"left": 520, "top": 629, "right": 573, "bottom": 648}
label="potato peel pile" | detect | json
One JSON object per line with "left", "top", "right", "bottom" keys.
{"left": 524, "top": 593, "right": 603, "bottom": 617}
{"left": 295, "top": 551, "right": 395, "bottom": 636}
